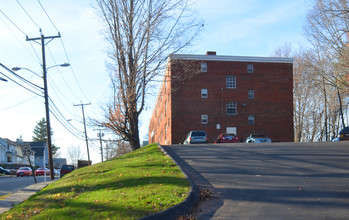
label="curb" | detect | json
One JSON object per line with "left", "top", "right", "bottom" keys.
{"left": 139, "top": 144, "right": 200, "bottom": 220}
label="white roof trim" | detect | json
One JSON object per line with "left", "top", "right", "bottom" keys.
{"left": 170, "top": 54, "right": 293, "bottom": 63}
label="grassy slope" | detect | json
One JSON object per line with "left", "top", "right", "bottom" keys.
{"left": 1, "top": 144, "right": 190, "bottom": 220}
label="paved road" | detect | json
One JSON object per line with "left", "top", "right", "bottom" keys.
{"left": 163, "top": 141, "right": 349, "bottom": 220}
{"left": 0, "top": 175, "right": 59, "bottom": 196}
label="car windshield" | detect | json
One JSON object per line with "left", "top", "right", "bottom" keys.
{"left": 192, "top": 131, "right": 206, "bottom": 136}
{"left": 252, "top": 134, "right": 265, "bottom": 138}
{"left": 19, "top": 167, "right": 29, "bottom": 170}
{"left": 62, "top": 165, "right": 74, "bottom": 170}
{"left": 223, "top": 134, "right": 235, "bottom": 137}
{"left": 340, "top": 127, "right": 349, "bottom": 133}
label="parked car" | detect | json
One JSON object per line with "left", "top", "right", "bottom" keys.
{"left": 183, "top": 131, "right": 208, "bottom": 144}
{"left": 0, "top": 166, "right": 10, "bottom": 175}
{"left": 16, "top": 167, "right": 33, "bottom": 177}
{"left": 60, "top": 165, "right": 75, "bottom": 178}
{"left": 339, "top": 127, "right": 349, "bottom": 141}
{"left": 54, "top": 169, "right": 60, "bottom": 176}
{"left": 214, "top": 133, "right": 240, "bottom": 144}
{"left": 245, "top": 134, "right": 272, "bottom": 143}
{"left": 35, "top": 168, "right": 50, "bottom": 176}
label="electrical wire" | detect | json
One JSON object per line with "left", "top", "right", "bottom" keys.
{"left": 0, "top": 71, "right": 43, "bottom": 97}
{"left": 46, "top": 45, "right": 82, "bottom": 104}
{"left": 0, "top": 8, "right": 27, "bottom": 36}
{"left": 0, "top": 16, "right": 42, "bottom": 66}
{"left": 59, "top": 38, "right": 89, "bottom": 102}
{"left": 48, "top": 96, "right": 84, "bottom": 136}
{"left": 16, "top": 0, "right": 41, "bottom": 30}
{"left": 0, "top": 96, "right": 40, "bottom": 111}
{"left": 37, "top": 0, "right": 59, "bottom": 32}
{"left": 0, "top": 63, "right": 43, "bottom": 93}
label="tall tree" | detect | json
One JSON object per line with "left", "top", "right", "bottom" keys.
{"left": 95, "top": 0, "right": 202, "bottom": 151}
{"left": 32, "top": 118, "right": 60, "bottom": 157}
{"left": 304, "top": 0, "right": 349, "bottom": 128}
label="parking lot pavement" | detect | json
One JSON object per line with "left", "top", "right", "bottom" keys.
{"left": 163, "top": 141, "right": 349, "bottom": 220}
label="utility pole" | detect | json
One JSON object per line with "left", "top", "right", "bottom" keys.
{"left": 94, "top": 128, "right": 105, "bottom": 162}
{"left": 74, "top": 102, "right": 91, "bottom": 165}
{"left": 26, "top": 29, "right": 60, "bottom": 180}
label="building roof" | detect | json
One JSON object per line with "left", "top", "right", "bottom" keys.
{"left": 170, "top": 53, "right": 293, "bottom": 63}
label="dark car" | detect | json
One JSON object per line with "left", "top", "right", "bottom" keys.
{"left": 16, "top": 167, "right": 33, "bottom": 177}
{"left": 183, "top": 131, "right": 208, "bottom": 144}
{"left": 214, "top": 133, "right": 240, "bottom": 144}
{"left": 0, "top": 166, "right": 10, "bottom": 175}
{"left": 339, "top": 127, "right": 349, "bottom": 141}
{"left": 60, "top": 165, "right": 75, "bottom": 178}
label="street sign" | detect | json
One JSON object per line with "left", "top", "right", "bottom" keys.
{"left": 22, "top": 147, "right": 32, "bottom": 156}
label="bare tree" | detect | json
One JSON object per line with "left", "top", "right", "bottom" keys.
{"left": 304, "top": 0, "right": 349, "bottom": 129}
{"left": 95, "top": 0, "right": 202, "bottom": 151}
{"left": 104, "top": 140, "right": 132, "bottom": 159}
{"left": 66, "top": 146, "right": 84, "bottom": 167}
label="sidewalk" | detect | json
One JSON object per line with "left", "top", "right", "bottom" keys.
{"left": 0, "top": 180, "right": 54, "bottom": 214}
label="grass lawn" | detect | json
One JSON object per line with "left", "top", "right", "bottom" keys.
{"left": 1, "top": 144, "right": 191, "bottom": 219}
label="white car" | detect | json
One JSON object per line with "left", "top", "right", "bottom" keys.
{"left": 184, "top": 131, "right": 208, "bottom": 144}
{"left": 245, "top": 134, "right": 272, "bottom": 143}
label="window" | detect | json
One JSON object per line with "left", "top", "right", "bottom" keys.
{"left": 201, "top": 89, "right": 208, "bottom": 98}
{"left": 248, "top": 115, "right": 255, "bottom": 124}
{"left": 226, "top": 101, "right": 237, "bottom": 115}
{"left": 226, "top": 76, "right": 236, "bottom": 88}
{"left": 201, "top": 114, "right": 208, "bottom": 124}
{"left": 247, "top": 64, "right": 254, "bottom": 73}
{"left": 248, "top": 90, "right": 254, "bottom": 99}
{"left": 201, "top": 63, "right": 207, "bottom": 72}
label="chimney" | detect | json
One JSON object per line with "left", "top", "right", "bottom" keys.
{"left": 206, "top": 51, "right": 216, "bottom": 55}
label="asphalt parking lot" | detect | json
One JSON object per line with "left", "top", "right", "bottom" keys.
{"left": 163, "top": 141, "right": 349, "bottom": 220}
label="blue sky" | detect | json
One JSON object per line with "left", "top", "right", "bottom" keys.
{"left": 0, "top": 0, "right": 311, "bottom": 164}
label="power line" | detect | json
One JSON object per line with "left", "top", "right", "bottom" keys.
{"left": 16, "top": 0, "right": 41, "bottom": 30}
{"left": 0, "top": 96, "right": 40, "bottom": 111}
{"left": 37, "top": 0, "right": 59, "bottom": 32}
{"left": 0, "top": 16, "right": 42, "bottom": 66}
{"left": 0, "top": 8, "right": 27, "bottom": 36}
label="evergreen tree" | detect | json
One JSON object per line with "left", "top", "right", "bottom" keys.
{"left": 32, "top": 118, "right": 60, "bottom": 157}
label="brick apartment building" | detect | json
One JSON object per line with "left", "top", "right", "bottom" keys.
{"left": 148, "top": 52, "right": 294, "bottom": 145}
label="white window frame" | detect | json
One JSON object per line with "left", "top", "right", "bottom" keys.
{"left": 226, "top": 76, "right": 236, "bottom": 89}
{"left": 247, "top": 64, "right": 254, "bottom": 73}
{"left": 201, "top": 63, "right": 207, "bottom": 72}
{"left": 226, "top": 101, "right": 237, "bottom": 115}
{"left": 248, "top": 90, "right": 254, "bottom": 99}
{"left": 201, "top": 114, "right": 208, "bottom": 124}
{"left": 201, "top": 89, "right": 208, "bottom": 98}
{"left": 248, "top": 115, "right": 255, "bottom": 124}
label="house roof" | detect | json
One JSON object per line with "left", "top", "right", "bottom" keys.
{"left": 22, "top": 141, "right": 47, "bottom": 157}
{"left": 170, "top": 53, "right": 293, "bottom": 63}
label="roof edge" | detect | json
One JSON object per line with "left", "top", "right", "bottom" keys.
{"left": 170, "top": 54, "right": 293, "bottom": 63}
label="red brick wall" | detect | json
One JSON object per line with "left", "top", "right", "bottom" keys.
{"left": 149, "top": 55, "right": 294, "bottom": 145}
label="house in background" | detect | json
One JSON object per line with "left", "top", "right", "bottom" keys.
{"left": 149, "top": 52, "right": 294, "bottom": 145}
{"left": 53, "top": 158, "right": 67, "bottom": 169}
{"left": 0, "top": 139, "right": 6, "bottom": 164}
{"left": 0, "top": 138, "right": 27, "bottom": 164}
{"left": 22, "top": 141, "right": 48, "bottom": 167}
